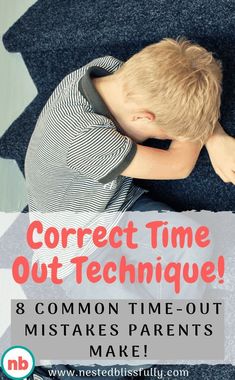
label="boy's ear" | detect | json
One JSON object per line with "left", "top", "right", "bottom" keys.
{"left": 132, "top": 111, "right": 155, "bottom": 122}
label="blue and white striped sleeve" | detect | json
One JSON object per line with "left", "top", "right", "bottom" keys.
{"left": 67, "top": 125, "right": 137, "bottom": 183}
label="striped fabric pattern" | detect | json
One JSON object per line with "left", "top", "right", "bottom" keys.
{"left": 25, "top": 56, "right": 144, "bottom": 277}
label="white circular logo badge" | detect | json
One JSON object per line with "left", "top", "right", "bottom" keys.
{"left": 1, "top": 346, "right": 35, "bottom": 379}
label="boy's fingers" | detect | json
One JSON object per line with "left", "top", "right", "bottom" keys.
{"left": 222, "top": 170, "right": 235, "bottom": 185}
{"left": 216, "top": 169, "right": 230, "bottom": 183}
{"left": 229, "top": 171, "right": 235, "bottom": 185}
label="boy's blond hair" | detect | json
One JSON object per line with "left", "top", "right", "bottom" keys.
{"left": 117, "top": 38, "right": 222, "bottom": 143}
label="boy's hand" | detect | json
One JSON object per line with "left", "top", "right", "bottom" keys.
{"left": 206, "top": 122, "right": 235, "bottom": 185}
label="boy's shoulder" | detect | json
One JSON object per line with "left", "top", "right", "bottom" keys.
{"left": 54, "top": 56, "right": 123, "bottom": 129}
{"left": 66, "top": 55, "right": 123, "bottom": 85}
{"left": 40, "top": 56, "right": 123, "bottom": 136}
{"left": 83, "top": 55, "right": 123, "bottom": 73}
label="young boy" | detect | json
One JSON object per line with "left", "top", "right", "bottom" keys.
{"left": 25, "top": 38, "right": 233, "bottom": 292}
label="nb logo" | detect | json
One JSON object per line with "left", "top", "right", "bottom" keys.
{"left": 1, "top": 346, "right": 35, "bottom": 379}
{"left": 8, "top": 356, "right": 28, "bottom": 371}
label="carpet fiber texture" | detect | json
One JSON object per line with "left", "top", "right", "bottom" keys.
{"left": 1, "top": 0, "right": 235, "bottom": 211}
{"left": 1, "top": 1, "right": 235, "bottom": 376}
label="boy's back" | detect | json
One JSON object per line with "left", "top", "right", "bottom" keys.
{"left": 26, "top": 38, "right": 225, "bottom": 217}
{"left": 25, "top": 56, "right": 144, "bottom": 213}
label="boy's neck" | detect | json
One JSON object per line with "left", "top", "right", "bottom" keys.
{"left": 92, "top": 75, "right": 152, "bottom": 142}
{"left": 92, "top": 75, "right": 126, "bottom": 127}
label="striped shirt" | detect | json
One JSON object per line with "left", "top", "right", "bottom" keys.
{"left": 25, "top": 56, "right": 144, "bottom": 277}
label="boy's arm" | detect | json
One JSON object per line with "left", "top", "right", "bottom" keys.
{"left": 121, "top": 140, "right": 201, "bottom": 180}
{"left": 206, "top": 122, "right": 235, "bottom": 185}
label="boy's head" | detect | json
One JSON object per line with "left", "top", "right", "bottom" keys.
{"left": 115, "top": 38, "right": 222, "bottom": 143}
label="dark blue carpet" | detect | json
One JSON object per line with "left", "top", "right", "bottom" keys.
{"left": 1, "top": 1, "right": 235, "bottom": 375}
{"left": 1, "top": 0, "right": 235, "bottom": 211}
